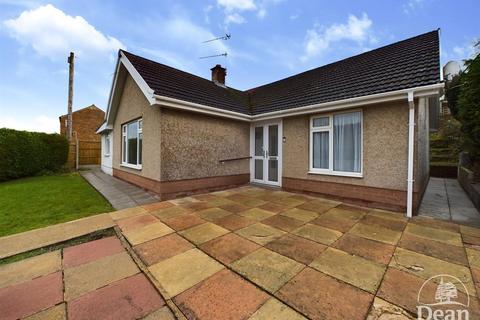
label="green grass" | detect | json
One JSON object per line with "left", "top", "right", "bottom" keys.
{"left": 0, "top": 173, "right": 113, "bottom": 237}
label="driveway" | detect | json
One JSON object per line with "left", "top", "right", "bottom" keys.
{"left": 1, "top": 186, "right": 480, "bottom": 319}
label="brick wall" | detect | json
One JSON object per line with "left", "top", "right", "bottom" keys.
{"left": 59, "top": 105, "right": 105, "bottom": 141}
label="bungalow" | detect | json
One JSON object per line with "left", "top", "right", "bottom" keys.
{"left": 97, "top": 30, "right": 442, "bottom": 216}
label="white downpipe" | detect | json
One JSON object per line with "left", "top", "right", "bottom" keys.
{"left": 407, "top": 91, "right": 415, "bottom": 218}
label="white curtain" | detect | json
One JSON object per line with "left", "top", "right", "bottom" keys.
{"left": 333, "top": 112, "right": 361, "bottom": 172}
{"left": 313, "top": 131, "right": 329, "bottom": 169}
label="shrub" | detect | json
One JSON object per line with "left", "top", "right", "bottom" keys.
{"left": 0, "top": 128, "right": 69, "bottom": 181}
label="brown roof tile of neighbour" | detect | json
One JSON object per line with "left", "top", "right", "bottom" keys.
{"left": 122, "top": 30, "right": 440, "bottom": 116}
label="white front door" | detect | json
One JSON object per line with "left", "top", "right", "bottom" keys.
{"left": 251, "top": 121, "right": 282, "bottom": 186}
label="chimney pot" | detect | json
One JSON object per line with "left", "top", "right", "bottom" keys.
{"left": 211, "top": 64, "right": 226, "bottom": 85}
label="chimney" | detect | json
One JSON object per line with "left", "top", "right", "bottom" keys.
{"left": 211, "top": 64, "right": 226, "bottom": 86}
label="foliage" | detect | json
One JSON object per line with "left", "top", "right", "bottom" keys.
{"left": 0, "top": 173, "right": 113, "bottom": 237}
{"left": 445, "top": 42, "right": 480, "bottom": 160}
{"left": 457, "top": 49, "right": 480, "bottom": 159}
{"left": 0, "top": 128, "right": 69, "bottom": 181}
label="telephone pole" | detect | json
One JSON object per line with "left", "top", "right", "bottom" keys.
{"left": 67, "top": 52, "right": 74, "bottom": 140}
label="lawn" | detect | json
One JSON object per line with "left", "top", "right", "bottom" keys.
{"left": 0, "top": 173, "right": 113, "bottom": 237}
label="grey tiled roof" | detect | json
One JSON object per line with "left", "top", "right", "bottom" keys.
{"left": 122, "top": 30, "right": 440, "bottom": 116}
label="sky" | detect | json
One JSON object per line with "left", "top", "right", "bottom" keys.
{"left": 0, "top": 0, "right": 478, "bottom": 133}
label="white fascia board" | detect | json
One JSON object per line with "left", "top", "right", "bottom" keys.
{"left": 119, "top": 52, "right": 155, "bottom": 105}
{"left": 104, "top": 57, "right": 121, "bottom": 126}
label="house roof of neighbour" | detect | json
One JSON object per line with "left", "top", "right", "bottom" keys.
{"left": 60, "top": 104, "right": 105, "bottom": 119}
{"left": 122, "top": 30, "right": 441, "bottom": 116}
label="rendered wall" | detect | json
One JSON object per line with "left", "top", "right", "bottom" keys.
{"left": 112, "top": 75, "right": 162, "bottom": 181}
{"left": 282, "top": 101, "right": 409, "bottom": 191}
{"left": 160, "top": 108, "right": 250, "bottom": 181}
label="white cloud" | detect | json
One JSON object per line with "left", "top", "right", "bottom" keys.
{"left": 0, "top": 115, "right": 59, "bottom": 133}
{"left": 403, "top": 0, "right": 425, "bottom": 14}
{"left": 450, "top": 40, "right": 478, "bottom": 60}
{"left": 301, "top": 13, "right": 373, "bottom": 62}
{"left": 257, "top": 8, "right": 267, "bottom": 19}
{"left": 217, "top": 0, "right": 257, "bottom": 12}
{"left": 3, "top": 4, "right": 124, "bottom": 59}
{"left": 225, "top": 12, "right": 247, "bottom": 25}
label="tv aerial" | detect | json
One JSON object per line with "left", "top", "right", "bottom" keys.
{"left": 199, "top": 34, "right": 231, "bottom": 59}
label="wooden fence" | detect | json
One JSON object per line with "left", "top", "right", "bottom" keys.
{"left": 66, "top": 139, "right": 101, "bottom": 169}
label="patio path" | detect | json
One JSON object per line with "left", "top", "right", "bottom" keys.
{"left": 1, "top": 185, "right": 480, "bottom": 319}
{"left": 419, "top": 177, "right": 480, "bottom": 227}
{"left": 80, "top": 169, "right": 160, "bottom": 210}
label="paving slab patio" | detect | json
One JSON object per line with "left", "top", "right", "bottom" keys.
{"left": 3, "top": 184, "right": 480, "bottom": 319}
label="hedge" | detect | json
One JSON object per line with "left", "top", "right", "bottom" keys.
{"left": 0, "top": 128, "right": 69, "bottom": 181}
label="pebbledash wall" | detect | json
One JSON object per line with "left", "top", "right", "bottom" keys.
{"left": 112, "top": 75, "right": 250, "bottom": 199}
{"left": 111, "top": 74, "right": 429, "bottom": 212}
{"left": 282, "top": 99, "right": 429, "bottom": 212}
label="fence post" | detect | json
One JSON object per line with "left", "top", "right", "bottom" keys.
{"left": 76, "top": 137, "right": 79, "bottom": 170}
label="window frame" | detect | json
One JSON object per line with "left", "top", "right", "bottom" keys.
{"left": 309, "top": 109, "right": 363, "bottom": 178}
{"left": 121, "top": 118, "right": 143, "bottom": 170}
{"left": 104, "top": 135, "right": 110, "bottom": 157}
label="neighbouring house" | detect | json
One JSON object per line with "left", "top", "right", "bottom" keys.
{"left": 59, "top": 104, "right": 105, "bottom": 141}
{"left": 97, "top": 30, "right": 442, "bottom": 216}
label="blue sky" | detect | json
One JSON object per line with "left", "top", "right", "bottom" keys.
{"left": 0, "top": 0, "right": 478, "bottom": 133}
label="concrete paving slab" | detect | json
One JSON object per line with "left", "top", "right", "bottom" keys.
{"left": 266, "top": 234, "right": 326, "bottom": 265}
{"left": 163, "top": 214, "right": 206, "bottom": 231}
{"left": 262, "top": 215, "right": 305, "bottom": 232}
{"left": 63, "top": 236, "right": 124, "bottom": 268}
{"left": 123, "top": 222, "right": 174, "bottom": 246}
{"left": 64, "top": 251, "right": 139, "bottom": 301}
{"left": 389, "top": 247, "right": 475, "bottom": 296}
{"left": 116, "top": 214, "right": 159, "bottom": 231}
{"left": 179, "top": 222, "right": 229, "bottom": 245}
{"left": 0, "top": 214, "right": 114, "bottom": 259}
{"left": 200, "top": 233, "right": 260, "bottom": 264}
{"left": 366, "top": 297, "right": 412, "bottom": 320}
{"left": 277, "top": 267, "right": 373, "bottom": 320}
{"left": 174, "top": 269, "right": 269, "bottom": 320}
{"left": 0, "top": 250, "right": 61, "bottom": 289}
{"left": 333, "top": 233, "right": 395, "bottom": 265}
{"left": 238, "top": 208, "right": 276, "bottom": 221}
{"left": 230, "top": 248, "right": 304, "bottom": 293}
{"left": 280, "top": 208, "right": 318, "bottom": 222}
{"left": 404, "top": 223, "right": 463, "bottom": 246}
{"left": 24, "top": 304, "right": 66, "bottom": 320}
{"left": 348, "top": 223, "right": 402, "bottom": 245}
{"left": 110, "top": 207, "right": 148, "bottom": 221}
{"left": 141, "top": 306, "right": 176, "bottom": 320}
{"left": 248, "top": 298, "right": 307, "bottom": 320}
{"left": 292, "top": 223, "right": 343, "bottom": 245}
{"left": 235, "top": 223, "right": 286, "bottom": 246}
{"left": 134, "top": 233, "right": 194, "bottom": 266}
{"left": 68, "top": 273, "right": 164, "bottom": 320}
{"left": 310, "top": 247, "right": 386, "bottom": 293}
{"left": 196, "top": 207, "right": 232, "bottom": 222}
{"left": 148, "top": 248, "right": 224, "bottom": 298}
{"left": 0, "top": 271, "right": 63, "bottom": 320}
{"left": 215, "top": 214, "right": 255, "bottom": 231}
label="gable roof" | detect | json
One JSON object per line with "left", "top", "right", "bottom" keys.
{"left": 118, "top": 30, "right": 441, "bottom": 118}
{"left": 59, "top": 104, "right": 104, "bottom": 119}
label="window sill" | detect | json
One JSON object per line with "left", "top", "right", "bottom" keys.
{"left": 104, "top": 154, "right": 110, "bottom": 157}
{"left": 308, "top": 170, "right": 363, "bottom": 178}
{"left": 121, "top": 163, "right": 142, "bottom": 170}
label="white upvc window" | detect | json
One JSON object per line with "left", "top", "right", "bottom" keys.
{"left": 121, "top": 119, "right": 143, "bottom": 169}
{"left": 104, "top": 136, "right": 110, "bottom": 157}
{"left": 309, "top": 110, "right": 363, "bottom": 177}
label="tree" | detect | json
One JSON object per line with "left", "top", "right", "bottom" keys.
{"left": 457, "top": 43, "right": 480, "bottom": 159}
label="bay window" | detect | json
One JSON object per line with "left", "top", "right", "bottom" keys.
{"left": 122, "top": 119, "right": 142, "bottom": 169}
{"left": 309, "top": 110, "right": 362, "bottom": 177}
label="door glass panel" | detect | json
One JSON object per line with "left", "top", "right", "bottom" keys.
{"left": 268, "top": 125, "right": 278, "bottom": 157}
{"left": 255, "top": 127, "right": 263, "bottom": 156}
{"left": 313, "top": 131, "right": 329, "bottom": 169}
{"left": 268, "top": 160, "right": 278, "bottom": 182}
{"left": 255, "top": 159, "right": 263, "bottom": 180}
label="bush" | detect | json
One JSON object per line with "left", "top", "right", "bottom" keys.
{"left": 0, "top": 128, "right": 69, "bottom": 181}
